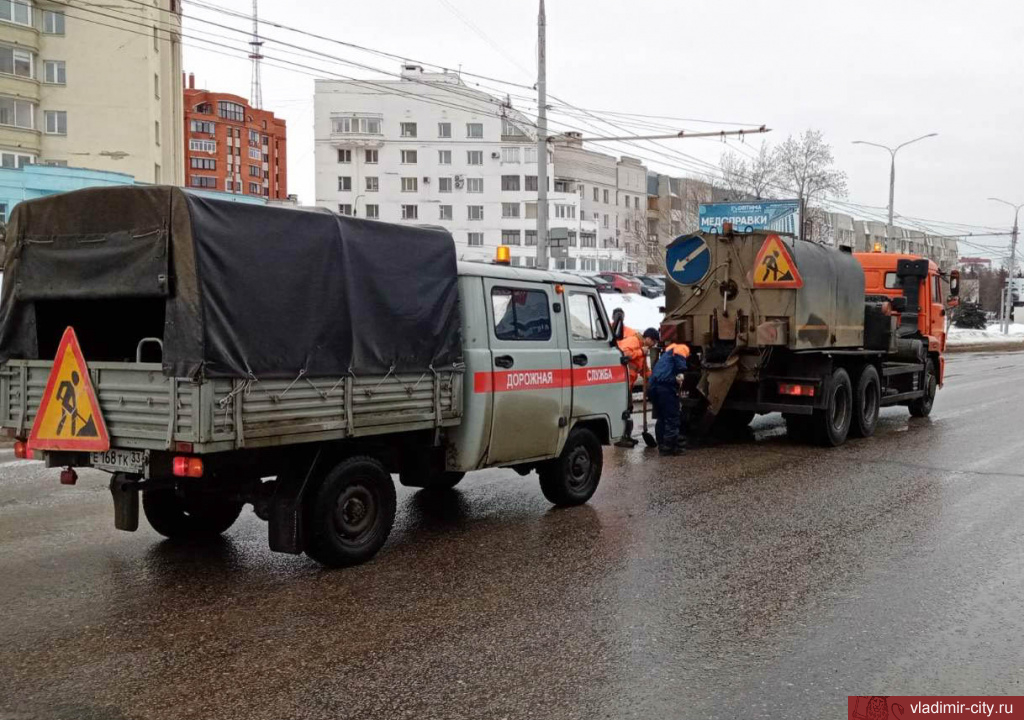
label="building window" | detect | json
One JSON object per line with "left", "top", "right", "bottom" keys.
{"left": 400, "top": 121, "right": 417, "bottom": 138}
{"left": 554, "top": 204, "right": 576, "bottom": 219}
{"left": 501, "top": 118, "right": 526, "bottom": 138}
{"left": 501, "top": 175, "right": 520, "bottom": 191}
{"left": 1, "top": 151, "right": 33, "bottom": 168}
{"left": 439, "top": 205, "right": 452, "bottom": 220}
{"left": 634, "top": 196, "right": 640, "bottom": 210}
{"left": 44, "top": 110, "right": 67, "bottom": 135}
{"left": 438, "top": 122, "right": 451, "bottom": 138}
{"left": 502, "top": 202, "right": 520, "bottom": 219}
{"left": 195, "top": 102, "right": 212, "bottom": 114}
{"left": 592, "top": 186, "right": 599, "bottom": 202}
{"left": 362, "top": 149, "right": 377, "bottom": 164}
{"left": 402, "top": 204, "right": 418, "bottom": 220}
{"left": 1, "top": 0, "right": 32, "bottom": 26}
{"left": 438, "top": 177, "right": 452, "bottom": 193}
{"left": 154, "top": 120, "right": 160, "bottom": 145}
{"left": 249, "top": 129, "right": 259, "bottom": 145}
{"left": 524, "top": 147, "right": 537, "bottom": 163}
{"left": 525, "top": 230, "right": 537, "bottom": 246}
{"left": 365, "top": 204, "right": 379, "bottom": 219}
{"left": 365, "top": 176, "right": 378, "bottom": 192}
{"left": 338, "top": 176, "right": 352, "bottom": 191}
{"left": 190, "top": 176, "right": 217, "bottom": 188}
{"left": 468, "top": 232, "right": 483, "bottom": 247}
{"left": 466, "top": 122, "right": 483, "bottom": 139}
{"left": 332, "top": 115, "right": 382, "bottom": 135}
{"left": 501, "top": 147, "right": 520, "bottom": 163}
{"left": 438, "top": 150, "right": 451, "bottom": 165}
{"left": 248, "top": 182, "right": 261, "bottom": 194}
{"left": 468, "top": 205, "right": 483, "bottom": 221}
{"left": 401, "top": 149, "right": 417, "bottom": 164}
{"left": 603, "top": 213, "right": 609, "bottom": 228}
{"left": 502, "top": 230, "right": 521, "bottom": 246}
{"left": 217, "top": 101, "right": 245, "bottom": 122}
{"left": 190, "top": 157, "right": 216, "bottom": 170}
{"left": 248, "top": 147, "right": 261, "bottom": 160}
{"left": 0, "top": 202, "right": 6, "bottom": 223}
{"left": 189, "top": 139, "right": 216, "bottom": 153}
{"left": 190, "top": 119, "right": 215, "bottom": 134}
{"left": 581, "top": 232, "right": 597, "bottom": 248}
{"left": 525, "top": 202, "right": 537, "bottom": 219}
{"left": 1, "top": 46, "right": 34, "bottom": 78}
{"left": 337, "top": 204, "right": 353, "bottom": 215}
{"left": 603, "top": 189, "right": 609, "bottom": 204}
{"left": 466, "top": 177, "right": 483, "bottom": 193}
{"left": 248, "top": 165, "right": 260, "bottom": 177}
{"left": 467, "top": 150, "right": 483, "bottom": 166}
{"left": 525, "top": 176, "right": 538, "bottom": 192}
{"left": 401, "top": 177, "right": 418, "bottom": 193}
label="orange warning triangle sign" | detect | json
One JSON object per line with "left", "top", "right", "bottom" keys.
{"left": 753, "top": 234, "right": 803, "bottom": 288}
{"left": 28, "top": 327, "right": 110, "bottom": 452}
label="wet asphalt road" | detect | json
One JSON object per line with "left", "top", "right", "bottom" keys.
{"left": 2, "top": 351, "right": 1023, "bottom": 720}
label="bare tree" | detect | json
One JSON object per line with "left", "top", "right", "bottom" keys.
{"left": 777, "top": 130, "right": 848, "bottom": 211}
{"left": 718, "top": 141, "right": 781, "bottom": 201}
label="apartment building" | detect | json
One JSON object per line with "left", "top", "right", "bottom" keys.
{"left": 184, "top": 74, "right": 287, "bottom": 199}
{"left": 0, "top": 0, "right": 183, "bottom": 183}
{"left": 314, "top": 64, "right": 626, "bottom": 270}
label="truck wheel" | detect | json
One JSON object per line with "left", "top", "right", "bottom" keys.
{"left": 538, "top": 428, "right": 602, "bottom": 507}
{"left": 909, "top": 358, "right": 937, "bottom": 418}
{"left": 305, "top": 456, "right": 396, "bottom": 568}
{"left": 142, "top": 488, "right": 244, "bottom": 539}
{"left": 813, "top": 367, "right": 853, "bottom": 447}
{"left": 398, "top": 469, "right": 465, "bottom": 490}
{"left": 850, "top": 365, "right": 881, "bottom": 438}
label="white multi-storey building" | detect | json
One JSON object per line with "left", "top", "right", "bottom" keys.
{"left": 314, "top": 65, "right": 626, "bottom": 270}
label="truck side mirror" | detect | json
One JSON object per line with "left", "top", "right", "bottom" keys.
{"left": 891, "top": 296, "right": 908, "bottom": 313}
{"left": 949, "top": 269, "right": 960, "bottom": 298}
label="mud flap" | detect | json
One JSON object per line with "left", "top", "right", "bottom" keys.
{"left": 694, "top": 359, "right": 740, "bottom": 435}
{"left": 267, "top": 449, "right": 322, "bottom": 555}
{"left": 109, "top": 474, "right": 139, "bottom": 532}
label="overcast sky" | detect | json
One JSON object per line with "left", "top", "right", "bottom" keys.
{"left": 184, "top": 0, "right": 1024, "bottom": 260}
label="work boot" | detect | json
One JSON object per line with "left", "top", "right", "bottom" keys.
{"left": 615, "top": 436, "right": 639, "bottom": 448}
{"left": 658, "top": 444, "right": 683, "bottom": 457}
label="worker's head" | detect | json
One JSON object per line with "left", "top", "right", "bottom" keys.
{"left": 612, "top": 308, "right": 625, "bottom": 323}
{"left": 642, "top": 328, "right": 660, "bottom": 348}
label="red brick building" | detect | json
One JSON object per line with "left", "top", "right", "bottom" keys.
{"left": 183, "top": 74, "right": 287, "bottom": 199}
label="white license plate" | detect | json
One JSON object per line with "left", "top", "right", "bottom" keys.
{"left": 90, "top": 449, "right": 148, "bottom": 474}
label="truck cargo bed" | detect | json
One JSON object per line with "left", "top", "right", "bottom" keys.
{"left": 0, "top": 360, "right": 463, "bottom": 453}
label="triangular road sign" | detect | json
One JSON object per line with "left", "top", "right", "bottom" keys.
{"left": 28, "top": 327, "right": 110, "bottom": 452}
{"left": 753, "top": 234, "right": 803, "bottom": 289}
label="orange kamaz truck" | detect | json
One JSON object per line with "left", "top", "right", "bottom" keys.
{"left": 660, "top": 226, "right": 960, "bottom": 446}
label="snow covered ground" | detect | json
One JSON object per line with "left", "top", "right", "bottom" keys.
{"left": 598, "top": 293, "right": 664, "bottom": 333}
{"left": 947, "top": 323, "right": 1024, "bottom": 347}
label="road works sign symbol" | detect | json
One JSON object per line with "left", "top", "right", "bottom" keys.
{"left": 28, "top": 327, "right": 109, "bottom": 451}
{"left": 753, "top": 234, "right": 803, "bottom": 289}
{"left": 666, "top": 234, "right": 711, "bottom": 285}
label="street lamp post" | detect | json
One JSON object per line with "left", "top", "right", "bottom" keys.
{"left": 852, "top": 133, "right": 937, "bottom": 251}
{"left": 989, "top": 198, "right": 1023, "bottom": 335}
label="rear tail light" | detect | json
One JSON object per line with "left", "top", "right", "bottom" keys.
{"left": 13, "top": 441, "right": 32, "bottom": 459}
{"left": 778, "top": 382, "right": 816, "bottom": 397}
{"left": 172, "top": 456, "right": 204, "bottom": 478}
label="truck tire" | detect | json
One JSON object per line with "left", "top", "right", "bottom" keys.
{"left": 305, "top": 456, "right": 396, "bottom": 568}
{"left": 909, "top": 358, "right": 937, "bottom": 418}
{"left": 538, "top": 428, "right": 602, "bottom": 507}
{"left": 398, "top": 469, "right": 465, "bottom": 490}
{"left": 142, "top": 488, "right": 244, "bottom": 539}
{"left": 850, "top": 364, "right": 881, "bottom": 438}
{"left": 813, "top": 367, "right": 853, "bottom": 447}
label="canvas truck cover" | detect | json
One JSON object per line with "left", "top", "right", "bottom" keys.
{"left": 0, "top": 186, "right": 462, "bottom": 379}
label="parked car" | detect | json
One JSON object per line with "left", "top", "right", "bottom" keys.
{"left": 589, "top": 275, "right": 615, "bottom": 293}
{"left": 595, "top": 272, "right": 642, "bottom": 294}
{"left": 634, "top": 275, "right": 665, "bottom": 298}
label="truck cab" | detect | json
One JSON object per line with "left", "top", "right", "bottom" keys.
{"left": 855, "top": 251, "right": 951, "bottom": 383}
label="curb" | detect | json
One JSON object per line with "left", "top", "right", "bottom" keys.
{"left": 946, "top": 342, "right": 1024, "bottom": 354}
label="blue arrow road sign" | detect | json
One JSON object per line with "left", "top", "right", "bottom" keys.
{"left": 666, "top": 234, "right": 711, "bottom": 285}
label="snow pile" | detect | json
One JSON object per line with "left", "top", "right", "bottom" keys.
{"left": 598, "top": 293, "right": 665, "bottom": 332}
{"left": 947, "top": 323, "right": 1024, "bottom": 346}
